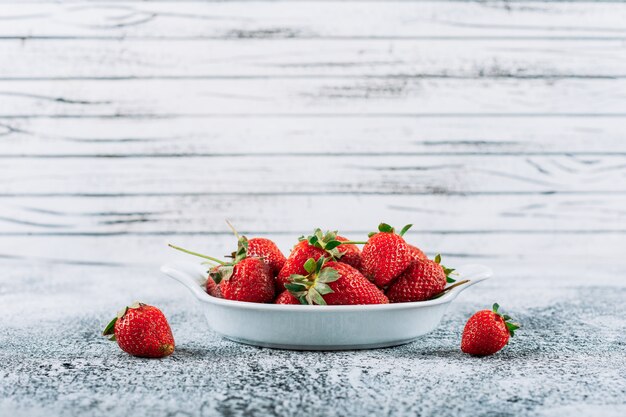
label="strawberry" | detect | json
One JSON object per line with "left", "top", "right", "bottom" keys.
{"left": 461, "top": 303, "right": 520, "bottom": 356}
{"left": 275, "top": 290, "right": 301, "bottom": 304}
{"left": 276, "top": 240, "right": 326, "bottom": 290}
{"left": 286, "top": 257, "right": 388, "bottom": 305}
{"left": 276, "top": 229, "right": 361, "bottom": 290}
{"left": 169, "top": 242, "right": 275, "bottom": 303}
{"left": 206, "top": 267, "right": 223, "bottom": 298}
{"left": 361, "top": 223, "right": 413, "bottom": 288}
{"left": 102, "top": 302, "right": 175, "bottom": 358}
{"left": 408, "top": 244, "right": 428, "bottom": 261}
{"left": 335, "top": 235, "right": 362, "bottom": 270}
{"left": 215, "top": 257, "right": 274, "bottom": 302}
{"left": 248, "top": 237, "right": 286, "bottom": 275}
{"left": 386, "top": 254, "right": 455, "bottom": 303}
{"left": 226, "top": 221, "right": 286, "bottom": 275}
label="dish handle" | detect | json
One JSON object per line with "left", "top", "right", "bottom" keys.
{"left": 161, "top": 263, "right": 208, "bottom": 300}
{"left": 438, "top": 264, "right": 493, "bottom": 301}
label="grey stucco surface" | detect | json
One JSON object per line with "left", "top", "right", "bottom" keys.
{"left": 1, "top": 264, "right": 625, "bottom": 417}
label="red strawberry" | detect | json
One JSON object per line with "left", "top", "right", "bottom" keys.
{"left": 215, "top": 257, "right": 274, "bottom": 302}
{"left": 276, "top": 229, "right": 363, "bottom": 290}
{"left": 102, "top": 302, "right": 175, "bottom": 358}
{"left": 275, "top": 290, "right": 301, "bottom": 304}
{"left": 286, "top": 258, "right": 388, "bottom": 305}
{"left": 225, "top": 221, "right": 286, "bottom": 275}
{"left": 408, "top": 244, "right": 428, "bottom": 261}
{"left": 248, "top": 237, "right": 286, "bottom": 275}
{"left": 277, "top": 240, "right": 326, "bottom": 290}
{"left": 461, "top": 303, "right": 520, "bottom": 356}
{"left": 335, "top": 236, "right": 362, "bottom": 270}
{"left": 386, "top": 255, "right": 455, "bottom": 303}
{"left": 206, "top": 267, "right": 223, "bottom": 298}
{"left": 361, "top": 223, "right": 413, "bottom": 288}
{"left": 169, "top": 243, "right": 275, "bottom": 303}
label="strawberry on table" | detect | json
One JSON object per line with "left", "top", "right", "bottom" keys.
{"left": 285, "top": 257, "right": 388, "bottom": 305}
{"left": 276, "top": 229, "right": 362, "bottom": 290}
{"left": 169, "top": 240, "right": 275, "bottom": 303}
{"left": 102, "top": 302, "right": 175, "bottom": 358}
{"left": 361, "top": 223, "right": 413, "bottom": 288}
{"left": 461, "top": 303, "right": 520, "bottom": 356}
{"left": 386, "top": 254, "right": 455, "bottom": 303}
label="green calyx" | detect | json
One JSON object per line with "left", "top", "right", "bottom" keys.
{"left": 492, "top": 303, "right": 521, "bottom": 337}
{"left": 368, "top": 223, "right": 413, "bottom": 238}
{"left": 285, "top": 257, "right": 339, "bottom": 305}
{"left": 434, "top": 254, "right": 457, "bottom": 283}
{"left": 225, "top": 220, "right": 254, "bottom": 264}
{"left": 208, "top": 236, "right": 249, "bottom": 285}
{"left": 102, "top": 318, "right": 117, "bottom": 340}
{"left": 299, "top": 228, "right": 346, "bottom": 260}
{"left": 209, "top": 265, "right": 234, "bottom": 285}
{"left": 102, "top": 301, "right": 143, "bottom": 341}
{"left": 230, "top": 234, "right": 249, "bottom": 265}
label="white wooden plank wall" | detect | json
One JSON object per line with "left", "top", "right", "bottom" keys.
{"left": 0, "top": 0, "right": 624, "bottom": 276}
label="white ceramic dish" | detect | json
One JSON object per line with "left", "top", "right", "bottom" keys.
{"left": 161, "top": 262, "right": 493, "bottom": 350}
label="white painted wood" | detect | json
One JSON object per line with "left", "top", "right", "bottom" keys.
{"left": 2, "top": 117, "right": 626, "bottom": 156}
{"left": 1, "top": 155, "right": 624, "bottom": 195}
{"left": 0, "top": 4, "right": 621, "bottom": 276}
{"left": 0, "top": 233, "right": 623, "bottom": 268}
{"left": 1, "top": 2, "right": 625, "bottom": 39}
{"left": 2, "top": 39, "right": 625, "bottom": 79}
{"left": 0, "top": 194, "right": 625, "bottom": 234}
{"left": 1, "top": 78, "right": 625, "bottom": 117}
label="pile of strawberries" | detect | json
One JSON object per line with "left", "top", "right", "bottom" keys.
{"left": 102, "top": 222, "right": 520, "bottom": 358}
{"left": 170, "top": 222, "right": 458, "bottom": 306}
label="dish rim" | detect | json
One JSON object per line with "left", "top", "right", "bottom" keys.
{"left": 161, "top": 262, "right": 493, "bottom": 312}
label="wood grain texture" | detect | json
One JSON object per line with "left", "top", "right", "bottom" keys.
{"left": 1, "top": 1, "right": 626, "bottom": 39}
{"left": 2, "top": 39, "right": 625, "bottom": 79}
{"left": 2, "top": 117, "right": 626, "bottom": 156}
{"left": 4, "top": 116, "right": 626, "bottom": 156}
{"left": 2, "top": 78, "right": 626, "bottom": 118}
{"left": 1, "top": 154, "right": 625, "bottom": 195}
{"left": 1, "top": 233, "right": 625, "bottom": 268}
{"left": 1, "top": 194, "right": 625, "bottom": 234}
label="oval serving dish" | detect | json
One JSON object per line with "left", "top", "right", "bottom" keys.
{"left": 161, "top": 262, "right": 493, "bottom": 350}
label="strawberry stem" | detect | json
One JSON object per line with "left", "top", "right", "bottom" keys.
{"left": 168, "top": 244, "right": 227, "bottom": 265}
{"left": 225, "top": 219, "right": 241, "bottom": 240}
{"left": 431, "top": 279, "right": 470, "bottom": 299}
{"left": 443, "top": 279, "right": 470, "bottom": 292}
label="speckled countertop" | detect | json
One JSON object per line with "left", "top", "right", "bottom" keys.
{"left": 2, "top": 263, "right": 625, "bottom": 417}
